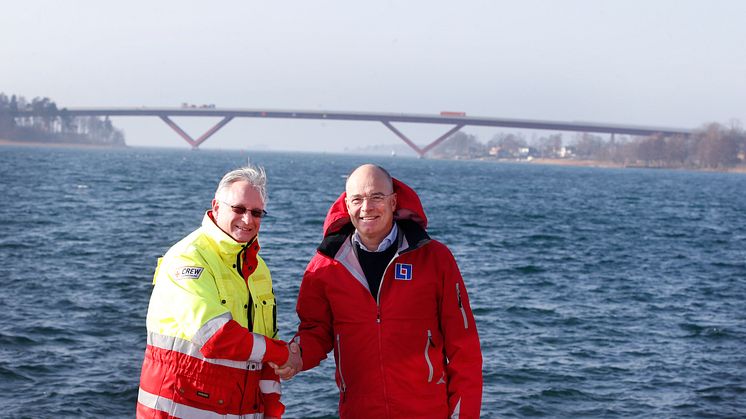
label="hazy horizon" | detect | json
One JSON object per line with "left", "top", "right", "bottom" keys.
{"left": 3, "top": 1, "right": 745, "bottom": 151}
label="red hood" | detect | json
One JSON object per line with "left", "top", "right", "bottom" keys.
{"left": 322, "top": 178, "right": 428, "bottom": 237}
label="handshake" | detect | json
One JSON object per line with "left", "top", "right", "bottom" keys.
{"left": 269, "top": 340, "right": 303, "bottom": 380}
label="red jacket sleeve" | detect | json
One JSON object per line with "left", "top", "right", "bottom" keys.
{"left": 200, "top": 318, "right": 289, "bottom": 366}
{"left": 438, "top": 246, "right": 483, "bottom": 418}
{"left": 294, "top": 258, "right": 336, "bottom": 370}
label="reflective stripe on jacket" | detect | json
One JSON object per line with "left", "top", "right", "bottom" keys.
{"left": 138, "top": 212, "right": 288, "bottom": 418}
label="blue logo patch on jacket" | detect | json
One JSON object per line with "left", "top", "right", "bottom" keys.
{"left": 394, "top": 263, "right": 412, "bottom": 280}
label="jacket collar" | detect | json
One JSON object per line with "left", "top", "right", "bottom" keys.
{"left": 202, "top": 211, "right": 260, "bottom": 265}
{"left": 318, "top": 219, "right": 429, "bottom": 259}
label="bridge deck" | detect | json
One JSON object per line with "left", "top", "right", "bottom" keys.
{"left": 22, "top": 107, "right": 692, "bottom": 137}
{"left": 13, "top": 107, "right": 692, "bottom": 153}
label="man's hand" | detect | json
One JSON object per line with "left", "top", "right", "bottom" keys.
{"left": 269, "top": 341, "right": 302, "bottom": 380}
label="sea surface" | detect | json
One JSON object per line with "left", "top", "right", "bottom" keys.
{"left": 1, "top": 145, "right": 745, "bottom": 418}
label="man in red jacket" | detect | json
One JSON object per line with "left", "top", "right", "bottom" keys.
{"left": 274, "top": 164, "right": 482, "bottom": 418}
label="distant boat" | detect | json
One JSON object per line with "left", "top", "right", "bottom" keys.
{"left": 391, "top": 150, "right": 397, "bottom": 157}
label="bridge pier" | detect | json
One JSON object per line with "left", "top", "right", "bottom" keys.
{"left": 159, "top": 116, "right": 234, "bottom": 149}
{"left": 381, "top": 121, "right": 464, "bottom": 158}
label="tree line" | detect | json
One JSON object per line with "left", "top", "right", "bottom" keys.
{"left": 432, "top": 121, "right": 746, "bottom": 169}
{"left": 0, "top": 93, "right": 125, "bottom": 146}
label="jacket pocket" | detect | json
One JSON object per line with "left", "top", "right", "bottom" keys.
{"left": 424, "top": 329, "right": 435, "bottom": 383}
{"left": 173, "top": 374, "right": 235, "bottom": 414}
{"left": 336, "top": 333, "right": 348, "bottom": 397}
{"left": 456, "top": 283, "right": 469, "bottom": 329}
{"left": 253, "top": 293, "right": 277, "bottom": 338}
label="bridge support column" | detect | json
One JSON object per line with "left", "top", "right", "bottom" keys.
{"left": 159, "top": 116, "right": 234, "bottom": 149}
{"left": 382, "top": 121, "right": 464, "bottom": 158}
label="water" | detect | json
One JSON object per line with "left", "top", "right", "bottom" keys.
{"left": 1, "top": 146, "right": 745, "bottom": 418}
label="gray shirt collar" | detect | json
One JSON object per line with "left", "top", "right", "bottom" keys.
{"left": 352, "top": 222, "right": 398, "bottom": 252}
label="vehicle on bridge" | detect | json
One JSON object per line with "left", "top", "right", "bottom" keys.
{"left": 181, "top": 103, "right": 215, "bottom": 109}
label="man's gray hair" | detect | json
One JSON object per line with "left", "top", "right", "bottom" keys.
{"left": 215, "top": 165, "right": 268, "bottom": 204}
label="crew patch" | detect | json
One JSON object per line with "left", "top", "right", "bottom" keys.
{"left": 394, "top": 263, "right": 413, "bottom": 280}
{"left": 173, "top": 266, "right": 204, "bottom": 280}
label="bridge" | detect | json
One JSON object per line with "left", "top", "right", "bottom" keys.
{"left": 19, "top": 107, "right": 693, "bottom": 157}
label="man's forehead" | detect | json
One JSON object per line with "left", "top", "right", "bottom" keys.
{"left": 346, "top": 177, "right": 392, "bottom": 195}
{"left": 222, "top": 182, "right": 263, "bottom": 202}
{"left": 346, "top": 168, "right": 392, "bottom": 193}
{"left": 227, "top": 181, "right": 257, "bottom": 193}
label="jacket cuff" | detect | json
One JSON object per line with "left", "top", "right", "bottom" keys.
{"left": 264, "top": 337, "right": 289, "bottom": 366}
{"left": 262, "top": 393, "right": 285, "bottom": 417}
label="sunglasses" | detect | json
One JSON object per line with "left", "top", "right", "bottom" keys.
{"left": 220, "top": 201, "right": 268, "bottom": 218}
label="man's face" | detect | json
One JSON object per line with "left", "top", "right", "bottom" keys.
{"left": 211, "top": 181, "right": 264, "bottom": 243}
{"left": 345, "top": 167, "right": 397, "bottom": 247}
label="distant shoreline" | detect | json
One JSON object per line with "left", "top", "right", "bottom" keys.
{"left": 3, "top": 139, "right": 744, "bottom": 174}
{"left": 526, "top": 157, "right": 746, "bottom": 174}
{"left": 527, "top": 158, "right": 624, "bottom": 169}
{"left": 0, "top": 138, "right": 127, "bottom": 149}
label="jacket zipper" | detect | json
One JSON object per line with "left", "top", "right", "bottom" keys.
{"left": 425, "top": 329, "right": 434, "bottom": 383}
{"left": 456, "top": 283, "right": 468, "bottom": 329}
{"left": 376, "top": 252, "right": 398, "bottom": 306}
{"left": 336, "top": 333, "right": 347, "bottom": 400}
{"left": 374, "top": 253, "right": 398, "bottom": 418}
{"left": 272, "top": 303, "right": 277, "bottom": 338}
{"left": 238, "top": 242, "right": 254, "bottom": 332}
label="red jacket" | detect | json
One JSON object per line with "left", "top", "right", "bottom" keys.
{"left": 294, "top": 179, "right": 483, "bottom": 418}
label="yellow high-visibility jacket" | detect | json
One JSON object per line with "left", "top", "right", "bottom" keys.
{"left": 137, "top": 212, "right": 288, "bottom": 418}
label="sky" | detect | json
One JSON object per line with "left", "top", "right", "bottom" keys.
{"left": 3, "top": 0, "right": 745, "bottom": 152}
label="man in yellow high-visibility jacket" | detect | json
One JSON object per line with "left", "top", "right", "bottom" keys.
{"left": 137, "top": 165, "right": 291, "bottom": 419}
